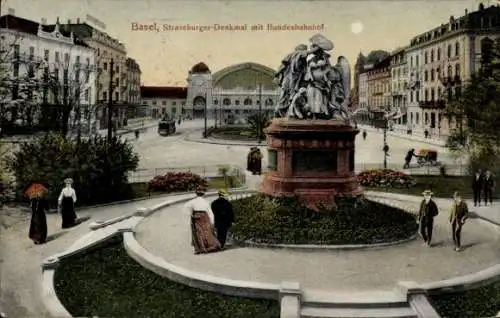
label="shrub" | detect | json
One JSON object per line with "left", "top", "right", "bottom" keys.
{"left": 148, "top": 172, "right": 208, "bottom": 193}
{"left": 7, "top": 133, "right": 139, "bottom": 206}
{"left": 230, "top": 194, "right": 417, "bottom": 245}
{"left": 357, "top": 169, "right": 416, "bottom": 188}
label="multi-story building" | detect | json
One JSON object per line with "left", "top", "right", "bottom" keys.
{"left": 406, "top": 3, "right": 500, "bottom": 139}
{"left": 367, "top": 56, "right": 392, "bottom": 112}
{"left": 0, "top": 14, "right": 97, "bottom": 133}
{"left": 140, "top": 86, "right": 187, "bottom": 119}
{"left": 390, "top": 47, "right": 408, "bottom": 132}
{"left": 350, "top": 52, "right": 367, "bottom": 111}
{"left": 125, "top": 57, "right": 142, "bottom": 117}
{"left": 358, "top": 71, "right": 369, "bottom": 112}
{"left": 54, "top": 16, "right": 128, "bottom": 129}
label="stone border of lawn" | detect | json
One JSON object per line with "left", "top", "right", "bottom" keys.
{"left": 184, "top": 129, "right": 263, "bottom": 146}
{"left": 41, "top": 189, "right": 500, "bottom": 318}
{"left": 87, "top": 187, "right": 247, "bottom": 230}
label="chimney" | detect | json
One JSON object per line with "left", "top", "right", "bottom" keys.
{"left": 41, "top": 18, "right": 47, "bottom": 25}
{"left": 7, "top": 8, "right": 15, "bottom": 15}
{"left": 67, "top": 19, "right": 71, "bottom": 24}
{"left": 76, "top": 18, "right": 80, "bottom": 23}
{"left": 465, "top": 9, "right": 468, "bottom": 15}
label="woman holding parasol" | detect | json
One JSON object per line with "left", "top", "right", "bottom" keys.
{"left": 58, "top": 178, "right": 78, "bottom": 229}
{"left": 25, "top": 184, "right": 49, "bottom": 244}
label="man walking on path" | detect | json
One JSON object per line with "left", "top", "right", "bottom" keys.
{"left": 472, "top": 170, "right": 484, "bottom": 207}
{"left": 483, "top": 170, "right": 496, "bottom": 206}
{"left": 211, "top": 189, "right": 235, "bottom": 249}
{"left": 418, "top": 190, "right": 439, "bottom": 247}
{"left": 449, "top": 191, "right": 469, "bottom": 252}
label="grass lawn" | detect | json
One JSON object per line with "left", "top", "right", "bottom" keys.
{"left": 365, "top": 175, "right": 499, "bottom": 199}
{"left": 54, "top": 237, "right": 280, "bottom": 318}
{"left": 230, "top": 194, "right": 418, "bottom": 245}
{"left": 130, "top": 176, "right": 241, "bottom": 198}
{"left": 430, "top": 280, "right": 500, "bottom": 318}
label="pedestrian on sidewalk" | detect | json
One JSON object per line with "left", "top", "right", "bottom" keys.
{"left": 185, "top": 186, "right": 221, "bottom": 255}
{"left": 449, "top": 191, "right": 469, "bottom": 252}
{"left": 404, "top": 148, "right": 415, "bottom": 169}
{"left": 362, "top": 130, "right": 367, "bottom": 141}
{"left": 418, "top": 190, "right": 439, "bottom": 247}
{"left": 483, "top": 170, "right": 496, "bottom": 206}
{"left": 253, "top": 148, "right": 263, "bottom": 175}
{"left": 28, "top": 190, "right": 49, "bottom": 245}
{"left": 211, "top": 189, "right": 235, "bottom": 249}
{"left": 472, "top": 170, "right": 484, "bottom": 207}
{"left": 58, "top": 178, "right": 78, "bottom": 229}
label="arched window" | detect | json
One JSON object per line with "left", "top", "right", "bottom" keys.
{"left": 424, "top": 51, "right": 428, "bottom": 64}
{"left": 455, "top": 63, "right": 460, "bottom": 77}
{"left": 410, "top": 112, "right": 414, "bottom": 124}
{"left": 265, "top": 98, "right": 274, "bottom": 106}
{"left": 431, "top": 88, "right": 435, "bottom": 100}
{"left": 437, "top": 48, "right": 441, "bottom": 60}
{"left": 436, "top": 67, "right": 440, "bottom": 79}
{"left": 223, "top": 98, "right": 230, "bottom": 105}
{"left": 235, "top": 100, "right": 240, "bottom": 105}
{"left": 424, "top": 70, "right": 428, "bottom": 81}
{"left": 447, "top": 44, "right": 452, "bottom": 58}
{"left": 455, "top": 41, "right": 460, "bottom": 56}
{"left": 213, "top": 99, "right": 218, "bottom": 105}
{"left": 447, "top": 65, "right": 452, "bottom": 77}
{"left": 424, "top": 89, "right": 429, "bottom": 101}
{"left": 416, "top": 112, "right": 420, "bottom": 124}
{"left": 425, "top": 113, "right": 429, "bottom": 125}
{"left": 431, "top": 69, "right": 435, "bottom": 81}
{"left": 430, "top": 50, "right": 434, "bottom": 62}
{"left": 244, "top": 98, "right": 252, "bottom": 106}
{"left": 437, "top": 87, "right": 442, "bottom": 99}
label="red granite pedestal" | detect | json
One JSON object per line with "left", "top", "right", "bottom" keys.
{"left": 259, "top": 118, "right": 364, "bottom": 211}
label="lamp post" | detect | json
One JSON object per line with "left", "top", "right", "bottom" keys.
{"left": 203, "top": 90, "right": 207, "bottom": 138}
{"left": 258, "top": 82, "right": 263, "bottom": 144}
{"left": 382, "top": 110, "right": 391, "bottom": 169}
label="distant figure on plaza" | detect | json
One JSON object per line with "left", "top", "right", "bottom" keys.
{"left": 424, "top": 129, "right": 429, "bottom": 139}
{"left": 134, "top": 129, "right": 140, "bottom": 139}
{"left": 404, "top": 148, "right": 415, "bottom": 169}
{"left": 472, "top": 170, "right": 484, "bottom": 207}
{"left": 211, "top": 189, "right": 235, "bottom": 249}
{"left": 483, "top": 170, "right": 496, "bottom": 206}
{"left": 252, "top": 148, "right": 263, "bottom": 175}
{"left": 247, "top": 147, "right": 257, "bottom": 172}
{"left": 27, "top": 187, "right": 49, "bottom": 245}
{"left": 185, "top": 186, "right": 221, "bottom": 254}
{"left": 418, "top": 190, "right": 439, "bottom": 247}
{"left": 449, "top": 191, "right": 469, "bottom": 252}
{"left": 362, "top": 130, "right": 367, "bottom": 141}
{"left": 58, "top": 178, "right": 78, "bottom": 229}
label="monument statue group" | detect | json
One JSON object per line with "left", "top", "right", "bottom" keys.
{"left": 274, "top": 34, "right": 352, "bottom": 122}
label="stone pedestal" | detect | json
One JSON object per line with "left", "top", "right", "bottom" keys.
{"left": 259, "top": 118, "right": 363, "bottom": 211}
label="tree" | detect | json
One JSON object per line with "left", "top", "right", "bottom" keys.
{"left": 40, "top": 56, "right": 96, "bottom": 138}
{"left": 445, "top": 37, "right": 500, "bottom": 173}
{"left": 246, "top": 111, "right": 272, "bottom": 140}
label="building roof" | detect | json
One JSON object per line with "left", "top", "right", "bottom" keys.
{"left": 190, "top": 62, "right": 210, "bottom": 73}
{"left": 140, "top": 86, "right": 187, "bottom": 99}
{"left": 0, "top": 15, "right": 88, "bottom": 47}
{"left": 366, "top": 50, "right": 390, "bottom": 63}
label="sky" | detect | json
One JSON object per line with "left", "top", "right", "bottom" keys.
{"left": 1, "top": 0, "right": 489, "bottom": 86}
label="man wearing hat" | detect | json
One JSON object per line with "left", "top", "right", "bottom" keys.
{"left": 418, "top": 190, "right": 439, "bottom": 247}
{"left": 185, "top": 185, "right": 221, "bottom": 254}
{"left": 211, "top": 189, "right": 236, "bottom": 249}
{"left": 449, "top": 191, "right": 469, "bottom": 252}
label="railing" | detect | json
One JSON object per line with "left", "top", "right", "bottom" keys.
{"left": 127, "top": 164, "right": 247, "bottom": 184}
{"left": 353, "top": 163, "right": 470, "bottom": 176}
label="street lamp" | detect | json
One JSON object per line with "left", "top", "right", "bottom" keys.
{"left": 382, "top": 110, "right": 392, "bottom": 169}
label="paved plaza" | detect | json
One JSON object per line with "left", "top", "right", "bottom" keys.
{"left": 0, "top": 120, "right": 492, "bottom": 317}
{"left": 134, "top": 187, "right": 500, "bottom": 291}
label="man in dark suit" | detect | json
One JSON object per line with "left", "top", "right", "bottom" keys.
{"left": 483, "top": 170, "right": 496, "bottom": 206}
{"left": 418, "top": 190, "right": 439, "bottom": 247}
{"left": 211, "top": 189, "right": 235, "bottom": 249}
{"left": 472, "top": 170, "right": 484, "bottom": 207}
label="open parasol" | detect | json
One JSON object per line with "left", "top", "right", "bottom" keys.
{"left": 24, "top": 183, "right": 48, "bottom": 199}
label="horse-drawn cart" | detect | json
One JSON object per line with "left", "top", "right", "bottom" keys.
{"left": 416, "top": 149, "right": 439, "bottom": 166}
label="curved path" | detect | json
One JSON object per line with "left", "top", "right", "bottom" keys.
{"left": 135, "top": 194, "right": 500, "bottom": 292}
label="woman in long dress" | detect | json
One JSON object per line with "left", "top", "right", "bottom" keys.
{"left": 185, "top": 186, "right": 221, "bottom": 254}
{"left": 29, "top": 193, "right": 49, "bottom": 244}
{"left": 58, "top": 178, "right": 78, "bottom": 229}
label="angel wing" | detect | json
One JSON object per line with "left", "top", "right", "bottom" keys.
{"left": 336, "top": 56, "right": 351, "bottom": 107}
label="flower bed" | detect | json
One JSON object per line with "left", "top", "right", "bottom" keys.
{"left": 357, "top": 169, "right": 415, "bottom": 188}
{"left": 148, "top": 172, "right": 208, "bottom": 193}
